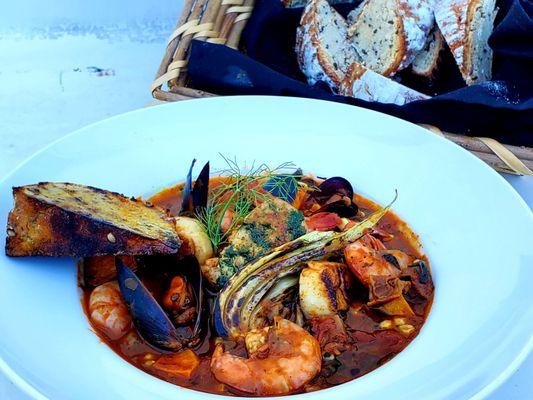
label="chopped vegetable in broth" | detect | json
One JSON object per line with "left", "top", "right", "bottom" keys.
{"left": 80, "top": 163, "right": 434, "bottom": 397}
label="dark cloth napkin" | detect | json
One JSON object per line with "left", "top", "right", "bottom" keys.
{"left": 188, "top": 0, "right": 533, "bottom": 146}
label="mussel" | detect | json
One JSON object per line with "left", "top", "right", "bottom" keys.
{"left": 312, "top": 177, "right": 354, "bottom": 203}
{"left": 214, "top": 193, "right": 397, "bottom": 337}
{"left": 306, "top": 177, "right": 358, "bottom": 217}
{"left": 114, "top": 160, "right": 210, "bottom": 351}
{"left": 180, "top": 160, "right": 210, "bottom": 214}
{"left": 116, "top": 257, "right": 204, "bottom": 351}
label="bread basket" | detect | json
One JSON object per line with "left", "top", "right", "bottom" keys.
{"left": 150, "top": 0, "right": 532, "bottom": 176}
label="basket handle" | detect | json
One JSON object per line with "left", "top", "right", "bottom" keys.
{"left": 420, "top": 124, "right": 533, "bottom": 176}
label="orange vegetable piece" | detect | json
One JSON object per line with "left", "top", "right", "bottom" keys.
{"left": 379, "top": 296, "right": 414, "bottom": 317}
{"left": 305, "top": 212, "right": 342, "bottom": 231}
{"left": 152, "top": 349, "right": 200, "bottom": 379}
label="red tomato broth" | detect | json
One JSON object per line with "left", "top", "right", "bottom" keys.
{"left": 80, "top": 177, "right": 434, "bottom": 396}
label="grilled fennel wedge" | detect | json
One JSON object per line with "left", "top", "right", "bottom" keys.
{"left": 214, "top": 193, "right": 397, "bottom": 337}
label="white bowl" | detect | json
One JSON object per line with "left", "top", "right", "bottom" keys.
{"left": 0, "top": 96, "right": 531, "bottom": 400}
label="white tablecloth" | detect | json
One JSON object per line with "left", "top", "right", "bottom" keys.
{"left": 0, "top": 22, "right": 531, "bottom": 400}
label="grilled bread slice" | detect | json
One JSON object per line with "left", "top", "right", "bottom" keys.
{"left": 296, "top": 0, "right": 359, "bottom": 92}
{"left": 412, "top": 24, "right": 444, "bottom": 77}
{"left": 347, "top": 0, "right": 434, "bottom": 76}
{"left": 435, "top": 0, "right": 497, "bottom": 85}
{"left": 6, "top": 182, "right": 181, "bottom": 257}
{"left": 339, "top": 62, "right": 430, "bottom": 105}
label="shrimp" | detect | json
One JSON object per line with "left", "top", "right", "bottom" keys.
{"left": 344, "top": 235, "right": 414, "bottom": 315}
{"left": 344, "top": 234, "right": 403, "bottom": 286}
{"left": 210, "top": 317, "right": 321, "bottom": 395}
{"left": 89, "top": 281, "right": 131, "bottom": 340}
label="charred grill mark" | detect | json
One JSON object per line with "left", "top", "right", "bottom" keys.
{"left": 232, "top": 313, "right": 240, "bottom": 326}
{"left": 416, "top": 260, "right": 430, "bottom": 284}
{"left": 383, "top": 253, "right": 401, "bottom": 269}
{"left": 321, "top": 269, "right": 338, "bottom": 309}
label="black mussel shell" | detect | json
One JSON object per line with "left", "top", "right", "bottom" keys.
{"left": 180, "top": 160, "right": 210, "bottom": 214}
{"left": 116, "top": 258, "right": 204, "bottom": 351}
{"left": 306, "top": 177, "right": 358, "bottom": 217}
{"left": 312, "top": 177, "right": 354, "bottom": 203}
{"left": 319, "top": 200, "right": 358, "bottom": 218}
{"left": 192, "top": 162, "right": 210, "bottom": 210}
{"left": 180, "top": 159, "right": 196, "bottom": 214}
{"left": 179, "top": 257, "right": 205, "bottom": 337}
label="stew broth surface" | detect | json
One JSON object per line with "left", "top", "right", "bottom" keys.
{"left": 81, "top": 178, "right": 433, "bottom": 396}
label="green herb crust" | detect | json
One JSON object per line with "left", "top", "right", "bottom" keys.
{"left": 216, "top": 199, "right": 307, "bottom": 287}
{"left": 288, "top": 210, "right": 306, "bottom": 240}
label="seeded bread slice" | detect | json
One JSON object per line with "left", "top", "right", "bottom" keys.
{"left": 296, "top": 0, "right": 430, "bottom": 104}
{"left": 339, "top": 62, "right": 430, "bottom": 105}
{"left": 296, "top": 0, "right": 359, "bottom": 91}
{"left": 435, "top": 0, "right": 497, "bottom": 85}
{"left": 412, "top": 24, "right": 444, "bottom": 77}
{"left": 347, "top": 0, "right": 434, "bottom": 76}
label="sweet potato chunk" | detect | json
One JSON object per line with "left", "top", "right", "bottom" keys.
{"left": 5, "top": 183, "right": 180, "bottom": 257}
{"left": 152, "top": 349, "right": 200, "bottom": 379}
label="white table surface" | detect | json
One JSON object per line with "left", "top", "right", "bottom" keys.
{"left": 0, "top": 3, "right": 531, "bottom": 398}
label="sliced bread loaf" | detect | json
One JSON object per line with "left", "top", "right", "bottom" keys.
{"left": 296, "top": 0, "right": 430, "bottom": 105}
{"left": 435, "top": 0, "right": 497, "bottom": 85}
{"left": 347, "top": 0, "right": 434, "bottom": 76}
{"left": 283, "top": 0, "right": 358, "bottom": 8}
{"left": 296, "top": 0, "right": 359, "bottom": 91}
{"left": 339, "top": 62, "right": 430, "bottom": 105}
{"left": 412, "top": 24, "right": 444, "bottom": 77}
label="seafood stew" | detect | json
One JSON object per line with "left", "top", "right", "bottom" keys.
{"left": 6, "top": 158, "right": 434, "bottom": 397}
{"left": 81, "top": 161, "right": 434, "bottom": 396}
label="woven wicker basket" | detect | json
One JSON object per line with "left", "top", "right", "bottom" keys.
{"left": 150, "top": 0, "right": 533, "bottom": 176}
{"left": 151, "top": 0, "right": 250, "bottom": 101}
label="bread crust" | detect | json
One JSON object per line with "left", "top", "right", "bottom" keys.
{"left": 463, "top": 0, "right": 480, "bottom": 79}
{"left": 340, "top": 62, "right": 367, "bottom": 94}
{"left": 435, "top": 0, "right": 495, "bottom": 84}
{"left": 347, "top": 0, "right": 432, "bottom": 76}
{"left": 6, "top": 183, "right": 180, "bottom": 257}
{"left": 347, "top": 0, "right": 403, "bottom": 76}
{"left": 385, "top": 16, "right": 407, "bottom": 77}
{"left": 296, "top": 0, "right": 348, "bottom": 90}
{"left": 412, "top": 26, "right": 444, "bottom": 77}
{"left": 340, "top": 62, "right": 430, "bottom": 105}
{"left": 397, "top": 0, "right": 434, "bottom": 69}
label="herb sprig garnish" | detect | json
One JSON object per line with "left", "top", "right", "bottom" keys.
{"left": 195, "top": 155, "right": 305, "bottom": 250}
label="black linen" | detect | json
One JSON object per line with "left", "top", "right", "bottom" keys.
{"left": 188, "top": 0, "right": 533, "bottom": 146}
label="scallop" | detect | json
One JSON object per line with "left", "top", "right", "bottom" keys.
{"left": 299, "top": 261, "right": 348, "bottom": 319}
